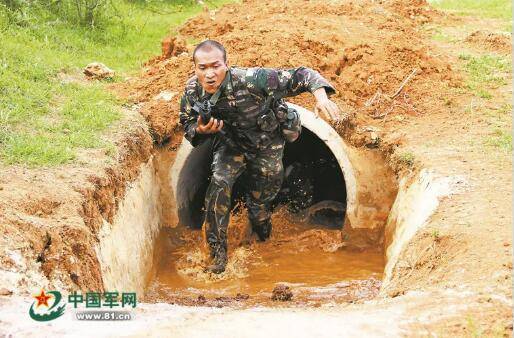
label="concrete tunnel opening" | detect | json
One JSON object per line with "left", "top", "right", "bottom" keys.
{"left": 174, "top": 104, "right": 349, "bottom": 231}
{"left": 138, "top": 103, "right": 393, "bottom": 303}
{"left": 100, "top": 104, "right": 398, "bottom": 301}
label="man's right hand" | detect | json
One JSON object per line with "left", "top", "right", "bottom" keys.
{"left": 196, "top": 116, "right": 224, "bottom": 134}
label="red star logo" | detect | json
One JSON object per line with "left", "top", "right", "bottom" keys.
{"left": 34, "top": 290, "right": 52, "bottom": 308}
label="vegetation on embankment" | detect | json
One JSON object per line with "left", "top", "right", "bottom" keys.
{"left": 0, "top": 0, "right": 233, "bottom": 166}
{"left": 429, "top": 0, "right": 512, "bottom": 152}
{"left": 429, "top": 0, "right": 512, "bottom": 21}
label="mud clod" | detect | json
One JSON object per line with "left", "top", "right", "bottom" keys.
{"left": 197, "top": 295, "right": 206, "bottom": 304}
{"left": 161, "top": 36, "right": 187, "bottom": 59}
{"left": 271, "top": 284, "right": 293, "bottom": 301}
{"left": 235, "top": 293, "right": 250, "bottom": 301}
{"left": 70, "top": 272, "right": 80, "bottom": 284}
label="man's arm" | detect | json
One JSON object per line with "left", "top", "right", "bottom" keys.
{"left": 178, "top": 90, "right": 209, "bottom": 147}
{"left": 248, "top": 66, "right": 335, "bottom": 97}
{"left": 247, "top": 66, "right": 341, "bottom": 119}
{"left": 313, "top": 86, "right": 341, "bottom": 121}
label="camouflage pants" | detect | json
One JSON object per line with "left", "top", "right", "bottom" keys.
{"left": 204, "top": 140, "right": 284, "bottom": 254}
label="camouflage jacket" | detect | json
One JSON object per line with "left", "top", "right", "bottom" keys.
{"left": 179, "top": 66, "right": 335, "bottom": 151}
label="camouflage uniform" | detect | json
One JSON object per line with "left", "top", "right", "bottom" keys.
{"left": 179, "top": 66, "right": 335, "bottom": 268}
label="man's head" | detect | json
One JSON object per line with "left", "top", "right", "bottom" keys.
{"left": 193, "top": 40, "right": 228, "bottom": 94}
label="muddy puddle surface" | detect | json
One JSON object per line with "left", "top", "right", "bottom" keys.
{"left": 144, "top": 208, "right": 384, "bottom": 307}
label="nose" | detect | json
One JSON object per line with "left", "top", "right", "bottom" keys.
{"left": 206, "top": 70, "right": 215, "bottom": 79}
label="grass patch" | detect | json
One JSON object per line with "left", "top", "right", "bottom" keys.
{"left": 484, "top": 103, "right": 512, "bottom": 123}
{"left": 1, "top": 83, "right": 121, "bottom": 166}
{"left": 0, "top": 0, "right": 234, "bottom": 166}
{"left": 484, "top": 128, "right": 512, "bottom": 151}
{"left": 397, "top": 151, "right": 415, "bottom": 167}
{"left": 495, "top": 103, "right": 512, "bottom": 116}
{"left": 458, "top": 53, "right": 511, "bottom": 99}
{"left": 466, "top": 102, "right": 511, "bottom": 153}
{"left": 428, "top": 0, "right": 512, "bottom": 20}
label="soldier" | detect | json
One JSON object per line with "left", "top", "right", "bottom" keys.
{"left": 179, "top": 40, "right": 341, "bottom": 274}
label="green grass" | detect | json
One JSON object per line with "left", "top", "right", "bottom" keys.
{"left": 483, "top": 103, "right": 512, "bottom": 127}
{"left": 428, "top": 0, "right": 512, "bottom": 21}
{"left": 431, "top": 229, "right": 441, "bottom": 240}
{"left": 490, "top": 103, "right": 512, "bottom": 117}
{"left": 427, "top": 1, "right": 512, "bottom": 154}
{"left": 467, "top": 102, "right": 512, "bottom": 153}
{"left": 1, "top": 83, "right": 122, "bottom": 165}
{"left": 458, "top": 53, "right": 511, "bottom": 99}
{"left": 484, "top": 128, "right": 512, "bottom": 151}
{"left": 0, "top": 0, "right": 234, "bottom": 166}
{"left": 480, "top": 105, "right": 512, "bottom": 152}
{"left": 397, "top": 151, "right": 415, "bottom": 167}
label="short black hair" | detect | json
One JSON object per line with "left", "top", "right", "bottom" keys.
{"left": 192, "top": 40, "right": 227, "bottom": 63}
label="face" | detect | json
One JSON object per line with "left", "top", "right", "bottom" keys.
{"left": 194, "top": 48, "right": 228, "bottom": 94}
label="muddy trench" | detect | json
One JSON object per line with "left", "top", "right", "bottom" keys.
{"left": 93, "top": 104, "right": 447, "bottom": 307}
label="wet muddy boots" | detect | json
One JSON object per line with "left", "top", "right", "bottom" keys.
{"left": 206, "top": 244, "right": 228, "bottom": 274}
{"left": 205, "top": 219, "right": 272, "bottom": 274}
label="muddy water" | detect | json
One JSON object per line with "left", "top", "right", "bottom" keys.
{"left": 144, "top": 208, "right": 384, "bottom": 307}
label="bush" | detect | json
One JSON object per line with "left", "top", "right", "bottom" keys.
{"left": 49, "top": 0, "right": 119, "bottom": 28}
{"left": 0, "top": 0, "right": 118, "bottom": 28}
{"left": 1, "top": 0, "right": 25, "bottom": 11}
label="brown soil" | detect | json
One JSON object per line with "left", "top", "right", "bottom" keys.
{"left": 0, "top": 0, "right": 512, "bottom": 336}
{"left": 116, "top": 0, "right": 461, "bottom": 149}
{"left": 465, "top": 30, "right": 512, "bottom": 54}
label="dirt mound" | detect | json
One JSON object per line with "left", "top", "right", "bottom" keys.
{"left": 386, "top": 0, "right": 439, "bottom": 24}
{"left": 117, "top": 0, "right": 456, "bottom": 144}
{"left": 465, "top": 30, "right": 512, "bottom": 54}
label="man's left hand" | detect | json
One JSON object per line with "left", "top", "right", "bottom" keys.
{"left": 313, "top": 88, "right": 341, "bottom": 120}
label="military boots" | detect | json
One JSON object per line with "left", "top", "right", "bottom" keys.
{"left": 206, "top": 245, "right": 228, "bottom": 274}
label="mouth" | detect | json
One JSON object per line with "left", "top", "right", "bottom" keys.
{"left": 206, "top": 80, "right": 216, "bottom": 86}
